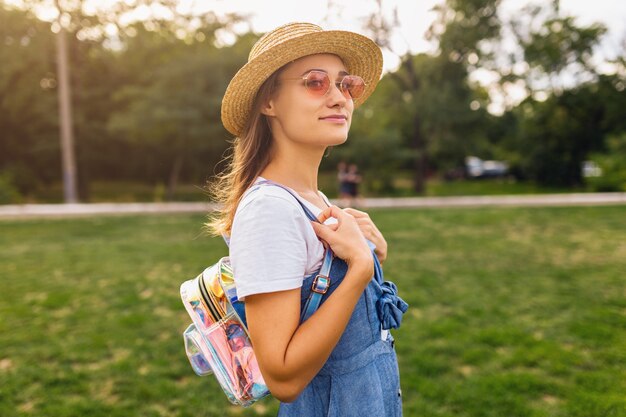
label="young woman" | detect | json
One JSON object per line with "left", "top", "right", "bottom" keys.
{"left": 209, "top": 23, "right": 408, "bottom": 416}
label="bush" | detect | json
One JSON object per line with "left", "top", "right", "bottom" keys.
{"left": 0, "top": 172, "right": 22, "bottom": 204}
{"left": 586, "top": 133, "right": 626, "bottom": 192}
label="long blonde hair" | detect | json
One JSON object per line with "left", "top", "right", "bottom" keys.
{"left": 206, "top": 70, "right": 283, "bottom": 237}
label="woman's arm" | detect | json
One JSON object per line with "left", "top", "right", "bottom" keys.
{"left": 244, "top": 205, "right": 373, "bottom": 402}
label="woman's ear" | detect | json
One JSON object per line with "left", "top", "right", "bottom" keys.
{"left": 260, "top": 98, "right": 277, "bottom": 117}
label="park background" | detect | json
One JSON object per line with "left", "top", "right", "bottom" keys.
{"left": 1, "top": 0, "right": 626, "bottom": 203}
{"left": 1, "top": 0, "right": 625, "bottom": 416}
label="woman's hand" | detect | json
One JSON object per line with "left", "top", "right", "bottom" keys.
{"left": 310, "top": 205, "right": 373, "bottom": 279}
{"left": 343, "top": 208, "right": 388, "bottom": 264}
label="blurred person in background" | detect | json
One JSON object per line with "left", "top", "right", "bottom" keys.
{"left": 344, "top": 163, "right": 363, "bottom": 207}
{"left": 337, "top": 160, "right": 351, "bottom": 206}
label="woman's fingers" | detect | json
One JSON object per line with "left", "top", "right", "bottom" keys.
{"left": 309, "top": 205, "right": 373, "bottom": 266}
{"left": 309, "top": 216, "right": 340, "bottom": 242}
{"left": 311, "top": 205, "right": 347, "bottom": 245}
{"left": 342, "top": 208, "right": 388, "bottom": 264}
{"left": 343, "top": 208, "right": 368, "bottom": 219}
{"left": 362, "top": 228, "right": 377, "bottom": 241}
{"left": 309, "top": 221, "right": 333, "bottom": 244}
{"left": 356, "top": 219, "right": 375, "bottom": 232}
{"left": 316, "top": 205, "right": 345, "bottom": 224}
{"left": 352, "top": 214, "right": 381, "bottom": 239}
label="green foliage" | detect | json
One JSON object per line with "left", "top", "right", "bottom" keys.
{"left": 0, "top": 6, "right": 59, "bottom": 191}
{"left": 426, "top": 0, "right": 502, "bottom": 164}
{"left": 586, "top": 133, "right": 626, "bottom": 192}
{"left": 1, "top": 0, "right": 625, "bottom": 200}
{"left": 522, "top": 16, "right": 606, "bottom": 75}
{"left": 431, "top": 0, "right": 502, "bottom": 58}
{"left": 497, "top": 75, "right": 626, "bottom": 186}
{"left": 411, "top": 54, "right": 488, "bottom": 172}
{"left": 106, "top": 26, "right": 254, "bottom": 195}
{"left": 10, "top": 176, "right": 579, "bottom": 203}
{"left": 359, "top": 0, "right": 501, "bottom": 192}
{"left": 341, "top": 50, "right": 491, "bottom": 193}
{"left": 0, "top": 172, "right": 21, "bottom": 204}
{"left": 0, "top": 3, "right": 252, "bottom": 199}
{"left": 479, "top": 1, "right": 618, "bottom": 187}
{"left": 509, "top": 2, "right": 607, "bottom": 93}
{"left": 1, "top": 206, "right": 625, "bottom": 415}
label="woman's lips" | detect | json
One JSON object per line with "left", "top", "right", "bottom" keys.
{"left": 320, "top": 115, "right": 347, "bottom": 123}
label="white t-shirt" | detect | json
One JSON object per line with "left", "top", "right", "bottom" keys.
{"left": 229, "top": 177, "right": 337, "bottom": 300}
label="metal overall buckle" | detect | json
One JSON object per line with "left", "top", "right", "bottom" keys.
{"left": 311, "top": 274, "right": 330, "bottom": 295}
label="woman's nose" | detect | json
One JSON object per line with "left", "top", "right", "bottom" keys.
{"left": 326, "top": 82, "right": 348, "bottom": 107}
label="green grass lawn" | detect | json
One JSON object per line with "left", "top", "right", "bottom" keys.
{"left": 1, "top": 206, "right": 625, "bottom": 417}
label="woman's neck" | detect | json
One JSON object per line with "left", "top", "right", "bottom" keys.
{"left": 260, "top": 145, "right": 325, "bottom": 194}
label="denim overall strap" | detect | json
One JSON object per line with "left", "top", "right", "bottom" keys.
{"left": 300, "top": 248, "right": 333, "bottom": 322}
{"left": 229, "top": 179, "right": 334, "bottom": 323}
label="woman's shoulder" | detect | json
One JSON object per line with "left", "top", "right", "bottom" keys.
{"left": 230, "top": 182, "right": 317, "bottom": 253}
{"left": 236, "top": 182, "right": 304, "bottom": 217}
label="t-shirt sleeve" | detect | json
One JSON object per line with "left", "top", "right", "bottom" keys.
{"left": 229, "top": 192, "right": 309, "bottom": 300}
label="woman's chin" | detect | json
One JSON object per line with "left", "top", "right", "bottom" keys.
{"left": 315, "top": 134, "right": 348, "bottom": 147}
{"left": 324, "top": 127, "right": 350, "bottom": 145}
{"left": 332, "top": 135, "right": 349, "bottom": 146}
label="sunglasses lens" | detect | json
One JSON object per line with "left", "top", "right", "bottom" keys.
{"left": 301, "top": 72, "right": 365, "bottom": 99}
{"left": 305, "top": 72, "right": 330, "bottom": 95}
{"left": 342, "top": 76, "right": 365, "bottom": 99}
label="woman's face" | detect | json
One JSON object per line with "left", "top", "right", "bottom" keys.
{"left": 263, "top": 53, "right": 355, "bottom": 147}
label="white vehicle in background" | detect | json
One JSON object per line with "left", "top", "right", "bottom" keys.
{"left": 465, "top": 156, "right": 509, "bottom": 178}
{"left": 582, "top": 160, "right": 603, "bottom": 178}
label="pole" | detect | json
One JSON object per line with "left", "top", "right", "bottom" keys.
{"left": 55, "top": 25, "right": 79, "bottom": 203}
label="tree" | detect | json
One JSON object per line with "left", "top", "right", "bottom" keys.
{"left": 486, "top": 2, "right": 615, "bottom": 187}
{"left": 107, "top": 25, "right": 253, "bottom": 198}
{"left": 0, "top": 5, "right": 59, "bottom": 197}
{"left": 8, "top": 0, "right": 209, "bottom": 201}
{"left": 363, "top": 0, "right": 501, "bottom": 192}
{"left": 507, "top": 2, "right": 607, "bottom": 96}
{"left": 508, "top": 73, "right": 626, "bottom": 187}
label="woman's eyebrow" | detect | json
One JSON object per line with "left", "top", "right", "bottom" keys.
{"left": 300, "top": 69, "right": 350, "bottom": 76}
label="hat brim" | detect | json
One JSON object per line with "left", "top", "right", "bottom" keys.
{"left": 221, "top": 30, "right": 383, "bottom": 137}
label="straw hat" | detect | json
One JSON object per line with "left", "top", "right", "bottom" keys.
{"left": 221, "top": 22, "right": 383, "bottom": 137}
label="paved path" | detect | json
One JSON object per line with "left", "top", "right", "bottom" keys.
{"left": 1, "top": 192, "right": 625, "bottom": 219}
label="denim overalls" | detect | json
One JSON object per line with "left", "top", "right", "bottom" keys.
{"left": 243, "top": 182, "right": 408, "bottom": 416}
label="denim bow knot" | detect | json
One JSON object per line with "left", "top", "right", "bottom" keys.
{"left": 376, "top": 280, "right": 409, "bottom": 330}
{"left": 370, "top": 249, "right": 409, "bottom": 330}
